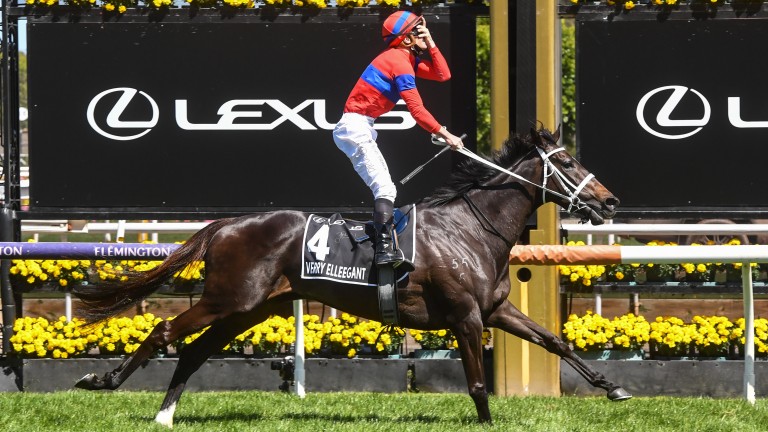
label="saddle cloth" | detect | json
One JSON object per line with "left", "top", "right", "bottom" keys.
{"left": 300, "top": 205, "right": 416, "bottom": 286}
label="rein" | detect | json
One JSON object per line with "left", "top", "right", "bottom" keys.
{"left": 455, "top": 146, "right": 595, "bottom": 218}
{"left": 462, "top": 194, "right": 514, "bottom": 249}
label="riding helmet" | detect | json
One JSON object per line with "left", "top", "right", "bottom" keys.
{"left": 381, "top": 11, "right": 423, "bottom": 48}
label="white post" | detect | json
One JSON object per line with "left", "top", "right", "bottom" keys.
{"left": 103, "top": 220, "right": 111, "bottom": 242}
{"left": 151, "top": 220, "right": 159, "bottom": 243}
{"left": 606, "top": 219, "right": 615, "bottom": 245}
{"left": 742, "top": 262, "right": 756, "bottom": 405}
{"left": 594, "top": 292, "right": 602, "bottom": 316}
{"left": 631, "top": 292, "right": 640, "bottom": 316}
{"left": 65, "top": 291, "right": 72, "bottom": 322}
{"left": 293, "top": 299, "right": 306, "bottom": 398}
{"left": 116, "top": 220, "right": 126, "bottom": 243}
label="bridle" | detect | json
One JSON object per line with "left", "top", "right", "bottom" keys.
{"left": 456, "top": 145, "right": 596, "bottom": 218}
{"left": 536, "top": 147, "right": 595, "bottom": 215}
{"left": 458, "top": 143, "right": 599, "bottom": 248}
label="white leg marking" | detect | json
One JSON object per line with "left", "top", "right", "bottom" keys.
{"left": 155, "top": 402, "right": 177, "bottom": 429}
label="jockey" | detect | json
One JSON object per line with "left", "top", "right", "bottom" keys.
{"left": 333, "top": 10, "right": 464, "bottom": 270}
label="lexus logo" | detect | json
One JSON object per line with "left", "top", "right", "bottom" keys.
{"left": 636, "top": 85, "right": 710, "bottom": 140}
{"left": 86, "top": 87, "right": 416, "bottom": 141}
{"left": 87, "top": 88, "right": 159, "bottom": 141}
{"left": 636, "top": 85, "right": 768, "bottom": 140}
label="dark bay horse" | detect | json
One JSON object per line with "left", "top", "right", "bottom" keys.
{"left": 74, "top": 125, "right": 629, "bottom": 427}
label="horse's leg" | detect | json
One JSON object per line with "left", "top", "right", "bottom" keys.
{"left": 452, "top": 312, "right": 492, "bottom": 423}
{"left": 486, "top": 301, "right": 631, "bottom": 400}
{"left": 154, "top": 310, "right": 270, "bottom": 428}
{"left": 75, "top": 298, "right": 222, "bottom": 391}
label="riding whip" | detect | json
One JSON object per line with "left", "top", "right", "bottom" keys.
{"left": 400, "top": 133, "right": 467, "bottom": 185}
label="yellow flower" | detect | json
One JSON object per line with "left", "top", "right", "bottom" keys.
{"left": 563, "top": 312, "right": 616, "bottom": 351}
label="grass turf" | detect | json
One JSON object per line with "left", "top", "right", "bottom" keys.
{"left": 0, "top": 391, "right": 766, "bottom": 432}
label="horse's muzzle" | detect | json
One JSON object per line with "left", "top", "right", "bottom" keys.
{"left": 582, "top": 195, "right": 619, "bottom": 225}
{"left": 601, "top": 196, "right": 620, "bottom": 219}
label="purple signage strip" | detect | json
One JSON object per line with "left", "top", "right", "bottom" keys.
{"left": 0, "top": 243, "right": 180, "bottom": 260}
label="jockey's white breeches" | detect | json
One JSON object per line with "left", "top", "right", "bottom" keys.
{"left": 333, "top": 113, "right": 397, "bottom": 203}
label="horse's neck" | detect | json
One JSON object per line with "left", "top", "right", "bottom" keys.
{"left": 463, "top": 173, "right": 540, "bottom": 249}
{"left": 420, "top": 158, "right": 542, "bottom": 259}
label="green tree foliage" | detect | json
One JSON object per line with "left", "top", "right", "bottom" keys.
{"left": 476, "top": 17, "right": 491, "bottom": 155}
{"left": 20, "top": 52, "right": 28, "bottom": 129}
{"left": 476, "top": 19, "right": 575, "bottom": 156}
{"left": 0, "top": 52, "right": 28, "bottom": 129}
{"left": 561, "top": 19, "right": 576, "bottom": 153}
{"left": 20, "top": 52, "right": 28, "bottom": 108}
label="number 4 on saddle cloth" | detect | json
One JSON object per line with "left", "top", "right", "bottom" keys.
{"left": 301, "top": 205, "right": 415, "bottom": 287}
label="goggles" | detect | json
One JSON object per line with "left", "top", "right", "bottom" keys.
{"left": 390, "top": 15, "right": 424, "bottom": 39}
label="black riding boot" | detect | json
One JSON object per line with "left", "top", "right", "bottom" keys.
{"left": 373, "top": 198, "right": 415, "bottom": 271}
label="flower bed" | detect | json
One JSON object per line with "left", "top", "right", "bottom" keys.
{"left": 20, "top": 0, "right": 487, "bottom": 14}
{"left": 8, "top": 241, "right": 201, "bottom": 290}
{"left": 9, "top": 313, "right": 491, "bottom": 359}
{"left": 15, "top": 239, "right": 766, "bottom": 360}
{"left": 563, "top": 311, "right": 768, "bottom": 359}
{"left": 8, "top": 241, "right": 497, "bottom": 359}
{"left": 566, "top": 1, "right": 745, "bottom": 13}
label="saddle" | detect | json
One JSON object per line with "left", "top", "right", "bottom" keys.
{"left": 300, "top": 205, "right": 415, "bottom": 287}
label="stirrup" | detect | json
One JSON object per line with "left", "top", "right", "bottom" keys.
{"left": 376, "top": 249, "right": 415, "bottom": 272}
{"left": 394, "top": 257, "right": 415, "bottom": 272}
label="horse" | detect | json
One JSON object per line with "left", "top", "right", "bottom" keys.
{"left": 73, "top": 125, "right": 629, "bottom": 427}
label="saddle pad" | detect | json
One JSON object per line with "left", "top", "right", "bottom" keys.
{"left": 301, "top": 206, "right": 416, "bottom": 286}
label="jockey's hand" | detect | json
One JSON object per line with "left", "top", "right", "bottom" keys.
{"left": 435, "top": 127, "right": 464, "bottom": 150}
{"left": 412, "top": 22, "right": 436, "bottom": 49}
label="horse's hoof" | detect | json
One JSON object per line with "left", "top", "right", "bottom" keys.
{"left": 75, "top": 373, "right": 100, "bottom": 390}
{"left": 607, "top": 387, "right": 632, "bottom": 401}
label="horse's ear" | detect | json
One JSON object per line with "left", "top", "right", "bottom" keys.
{"left": 553, "top": 125, "right": 562, "bottom": 143}
{"left": 530, "top": 127, "right": 542, "bottom": 145}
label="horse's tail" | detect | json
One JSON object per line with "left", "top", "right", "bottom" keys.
{"left": 74, "top": 218, "right": 233, "bottom": 324}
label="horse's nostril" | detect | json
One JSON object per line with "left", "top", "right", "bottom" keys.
{"left": 605, "top": 197, "right": 620, "bottom": 208}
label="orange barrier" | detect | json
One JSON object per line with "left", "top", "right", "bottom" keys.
{"left": 509, "top": 245, "right": 621, "bottom": 265}
{"left": 509, "top": 244, "right": 768, "bottom": 265}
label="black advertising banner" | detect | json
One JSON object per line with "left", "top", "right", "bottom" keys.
{"left": 577, "top": 19, "right": 768, "bottom": 213}
{"left": 27, "top": 13, "right": 475, "bottom": 215}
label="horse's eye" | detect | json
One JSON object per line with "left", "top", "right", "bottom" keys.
{"left": 562, "top": 160, "right": 574, "bottom": 169}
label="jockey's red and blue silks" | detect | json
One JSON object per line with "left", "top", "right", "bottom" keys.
{"left": 342, "top": 46, "right": 451, "bottom": 134}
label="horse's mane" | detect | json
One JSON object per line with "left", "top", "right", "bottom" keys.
{"left": 421, "top": 130, "right": 546, "bottom": 207}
